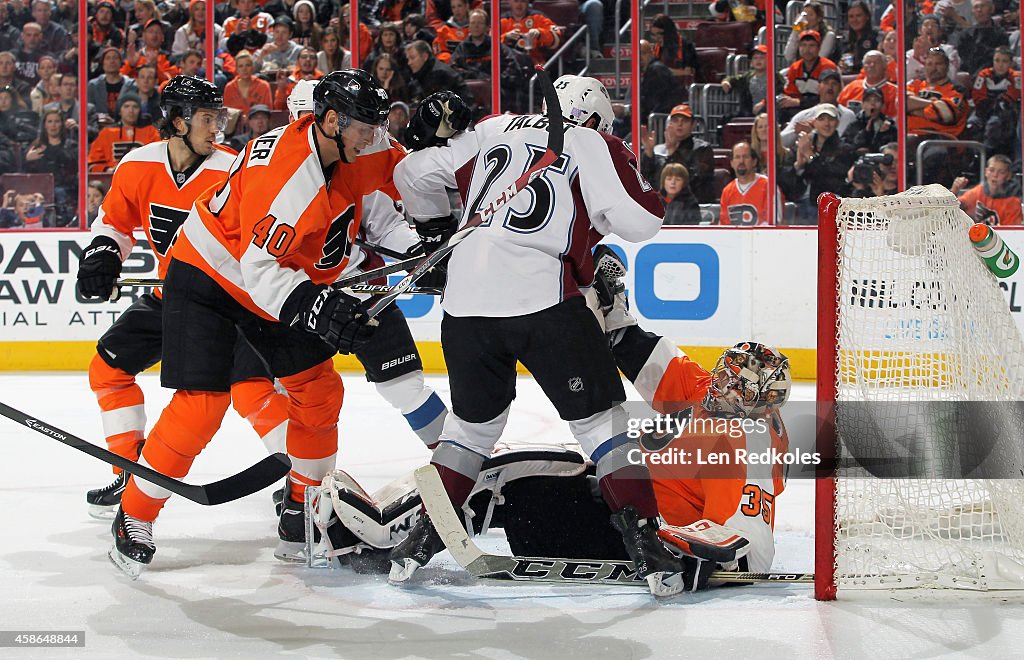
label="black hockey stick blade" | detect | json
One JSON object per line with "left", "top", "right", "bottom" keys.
{"left": 415, "top": 466, "right": 813, "bottom": 585}
{"left": 0, "top": 401, "right": 291, "bottom": 506}
{"left": 365, "top": 66, "right": 565, "bottom": 320}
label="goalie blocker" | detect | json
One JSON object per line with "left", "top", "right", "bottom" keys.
{"left": 304, "top": 442, "right": 753, "bottom": 576}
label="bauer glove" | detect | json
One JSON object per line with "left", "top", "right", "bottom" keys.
{"left": 284, "top": 282, "right": 377, "bottom": 355}
{"left": 406, "top": 91, "right": 473, "bottom": 151}
{"left": 77, "top": 236, "right": 123, "bottom": 300}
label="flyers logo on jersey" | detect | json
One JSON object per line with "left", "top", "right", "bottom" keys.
{"left": 315, "top": 206, "right": 357, "bottom": 270}
{"left": 147, "top": 204, "right": 190, "bottom": 256}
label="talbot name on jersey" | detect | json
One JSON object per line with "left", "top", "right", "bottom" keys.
{"left": 503, "top": 114, "right": 549, "bottom": 132}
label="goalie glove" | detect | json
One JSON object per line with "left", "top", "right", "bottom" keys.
{"left": 406, "top": 91, "right": 473, "bottom": 151}
{"left": 283, "top": 281, "right": 377, "bottom": 355}
{"left": 77, "top": 236, "right": 123, "bottom": 300}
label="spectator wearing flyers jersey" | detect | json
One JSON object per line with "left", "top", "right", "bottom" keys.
{"left": 500, "top": 0, "right": 561, "bottom": 68}
{"left": 951, "top": 155, "right": 1023, "bottom": 225}
{"left": 782, "top": 30, "right": 838, "bottom": 113}
{"left": 87, "top": 95, "right": 161, "bottom": 172}
{"left": 719, "top": 142, "right": 781, "bottom": 226}
{"left": 433, "top": 0, "right": 471, "bottom": 63}
{"left": 907, "top": 47, "right": 968, "bottom": 138}
{"left": 838, "top": 51, "right": 898, "bottom": 117}
{"left": 969, "top": 46, "right": 1020, "bottom": 155}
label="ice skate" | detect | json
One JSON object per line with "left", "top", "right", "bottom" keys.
{"left": 275, "top": 495, "right": 315, "bottom": 562}
{"left": 86, "top": 472, "right": 127, "bottom": 519}
{"left": 108, "top": 506, "right": 155, "bottom": 580}
{"left": 272, "top": 478, "right": 289, "bottom": 517}
{"left": 388, "top": 512, "right": 444, "bottom": 584}
{"left": 610, "top": 506, "right": 689, "bottom": 597}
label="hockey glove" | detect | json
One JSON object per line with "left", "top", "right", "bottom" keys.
{"left": 77, "top": 236, "right": 123, "bottom": 300}
{"left": 412, "top": 215, "right": 458, "bottom": 288}
{"left": 406, "top": 91, "right": 473, "bottom": 151}
{"left": 284, "top": 282, "right": 378, "bottom": 355}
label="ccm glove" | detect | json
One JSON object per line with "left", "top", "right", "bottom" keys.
{"left": 284, "top": 282, "right": 377, "bottom": 355}
{"left": 406, "top": 91, "right": 473, "bottom": 151}
{"left": 412, "top": 215, "right": 458, "bottom": 288}
{"left": 77, "top": 236, "right": 123, "bottom": 299}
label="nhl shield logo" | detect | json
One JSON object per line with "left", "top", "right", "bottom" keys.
{"left": 568, "top": 377, "right": 584, "bottom": 392}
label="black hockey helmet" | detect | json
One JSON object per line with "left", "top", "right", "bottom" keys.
{"left": 161, "top": 75, "right": 223, "bottom": 118}
{"left": 313, "top": 69, "right": 390, "bottom": 126}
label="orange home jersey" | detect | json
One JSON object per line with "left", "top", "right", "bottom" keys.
{"left": 172, "top": 115, "right": 406, "bottom": 321}
{"left": 907, "top": 79, "right": 967, "bottom": 138}
{"left": 87, "top": 124, "right": 162, "bottom": 172}
{"left": 959, "top": 184, "right": 1023, "bottom": 226}
{"left": 89, "top": 141, "right": 237, "bottom": 283}
{"left": 434, "top": 24, "right": 469, "bottom": 63}
{"left": 837, "top": 79, "right": 898, "bottom": 117}
{"left": 719, "top": 174, "right": 780, "bottom": 226}
{"left": 628, "top": 337, "right": 788, "bottom": 572}
{"left": 972, "top": 68, "right": 1022, "bottom": 106}
{"left": 784, "top": 56, "right": 837, "bottom": 98}
{"left": 500, "top": 14, "right": 560, "bottom": 66}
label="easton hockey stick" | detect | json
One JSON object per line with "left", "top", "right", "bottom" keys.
{"left": 415, "top": 466, "right": 814, "bottom": 586}
{"left": 365, "top": 65, "right": 566, "bottom": 320}
{"left": 115, "top": 279, "right": 442, "bottom": 296}
{"left": 0, "top": 402, "right": 290, "bottom": 506}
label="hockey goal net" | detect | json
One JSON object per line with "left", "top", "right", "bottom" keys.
{"left": 815, "top": 185, "right": 1024, "bottom": 600}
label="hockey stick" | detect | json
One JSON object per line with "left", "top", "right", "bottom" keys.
{"left": 115, "top": 279, "right": 442, "bottom": 296}
{"left": 354, "top": 237, "right": 413, "bottom": 261}
{"left": 365, "top": 65, "right": 566, "bottom": 320}
{"left": 415, "top": 466, "right": 814, "bottom": 586}
{"left": 0, "top": 401, "right": 290, "bottom": 506}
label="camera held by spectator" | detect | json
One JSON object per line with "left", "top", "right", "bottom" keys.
{"left": 852, "top": 152, "right": 894, "bottom": 187}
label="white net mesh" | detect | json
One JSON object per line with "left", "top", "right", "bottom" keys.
{"left": 830, "top": 185, "right": 1024, "bottom": 590}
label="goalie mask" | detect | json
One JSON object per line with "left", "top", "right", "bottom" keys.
{"left": 702, "top": 343, "right": 791, "bottom": 418}
{"left": 550, "top": 74, "right": 615, "bottom": 134}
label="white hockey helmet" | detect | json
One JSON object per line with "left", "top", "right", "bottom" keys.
{"left": 702, "top": 342, "right": 792, "bottom": 418}
{"left": 550, "top": 74, "right": 615, "bottom": 134}
{"left": 287, "top": 78, "right": 318, "bottom": 121}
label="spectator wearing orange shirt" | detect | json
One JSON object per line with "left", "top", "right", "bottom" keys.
{"left": 272, "top": 47, "right": 323, "bottom": 110}
{"left": 838, "top": 51, "right": 898, "bottom": 116}
{"left": 223, "top": 50, "right": 273, "bottom": 115}
{"left": 719, "top": 142, "right": 780, "bottom": 226}
{"left": 969, "top": 46, "right": 1021, "bottom": 155}
{"left": 433, "top": 0, "right": 470, "bottom": 63}
{"left": 782, "top": 30, "right": 838, "bottom": 113}
{"left": 222, "top": 0, "right": 275, "bottom": 53}
{"left": 122, "top": 19, "right": 180, "bottom": 84}
{"left": 500, "top": 0, "right": 561, "bottom": 67}
{"left": 87, "top": 95, "right": 161, "bottom": 172}
{"left": 907, "top": 47, "right": 968, "bottom": 138}
{"left": 951, "top": 155, "right": 1023, "bottom": 226}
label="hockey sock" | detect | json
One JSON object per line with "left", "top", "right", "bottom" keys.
{"left": 374, "top": 372, "right": 449, "bottom": 449}
{"left": 279, "top": 361, "right": 344, "bottom": 502}
{"left": 592, "top": 433, "right": 660, "bottom": 520}
{"left": 231, "top": 377, "right": 289, "bottom": 455}
{"left": 89, "top": 353, "right": 145, "bottom": 474}
{"left": 430, "top": 441, "right": 486, "bottom": 507}
{"left": 121, "top": 390, "right": 232, "bottom": 520}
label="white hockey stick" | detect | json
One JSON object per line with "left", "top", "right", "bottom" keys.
{"left": 415, "top": 465, "right": 813, "bottom": 585}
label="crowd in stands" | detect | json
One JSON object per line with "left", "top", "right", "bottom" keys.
{"left": 1, "top": 0, "right": 1022, "bottom": 228}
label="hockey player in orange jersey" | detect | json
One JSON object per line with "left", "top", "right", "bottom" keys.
{"left": 591, "top": 245, "right": 791, "bottom": 573}
{"left": 105, "top": 69, "right": 404, "bottom": 577}
{"left": 76, "top": 76, "right": 289, "bottom": 529}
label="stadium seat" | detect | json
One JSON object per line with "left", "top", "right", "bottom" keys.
{"left": 722, "top": 119, "right": 755, "bottom": 150}
{"left": 465, "top": 78, "right": 492, "bottom": 115}
{"left": 692, "top": 21, "right": 753, "bottom": 53}
{"left": 713, "top": 148, "right": 732, "bottom": 171}
{"left": 711, "top": 168, "right": 733, "bottom": 199}
{"left": 269, "top": 110, "right": 290, "bottom": 130}
{"left": 696, "top": 47, "right": 732, "bottom": 83}
{"left": 2, "top": 173, "right": 54, "bottom": 203}
{"left": 955, "top": 71, "right": 972, "bottom": 91}
{"left": 532, "top": 0, "right": 581, "bottom": 31}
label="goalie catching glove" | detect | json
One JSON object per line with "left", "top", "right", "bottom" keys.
{"left": 406, "top": 91, "right": 472, "bottom": 151}
{"left": 77, "top": 236, "right": 123, "bottom": 300}
{"left": 283, "top": 281, "right": 377, "bottom": 354}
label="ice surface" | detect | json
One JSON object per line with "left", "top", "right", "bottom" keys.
{"left": 1, "top": 373, "right": 1023, "bottom": 658}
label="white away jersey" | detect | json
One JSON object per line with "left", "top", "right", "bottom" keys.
{"left": 394, "top": 114, "right": 664, "bottom": 317}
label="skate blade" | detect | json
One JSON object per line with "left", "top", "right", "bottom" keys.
{"left": 647, "top": 572, "right": 685, "bottom": 598}
{"left": 388, "top": 558, "right": 419, "bottom": 584}
{"left": 108, "top": 546, "right": 145, "bottom": 580}
{"left": 274, "top": 540, "right": 307, "bottom": 563}
{"left": 88, "top": 504, "right": 117, "bottom": 520}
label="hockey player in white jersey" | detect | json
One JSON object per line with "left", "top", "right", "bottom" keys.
{"left": 388, "top": 77, "right": 703, "bottom": 596}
